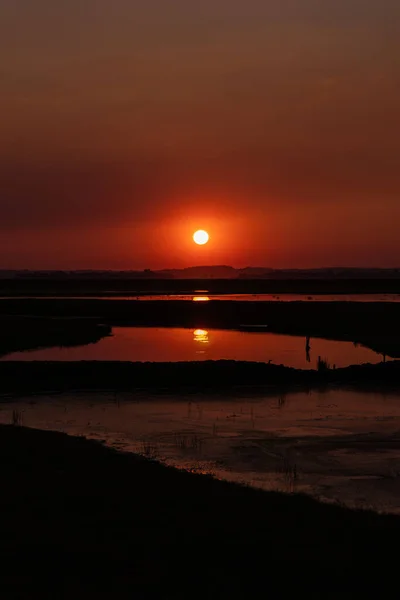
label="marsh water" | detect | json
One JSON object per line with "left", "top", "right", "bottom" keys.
{"left": 1, "top": 294, "right": 398, "bottom": 513}
{"left": 3, "top": 388, "right": 400, "bottom": 513}
{"left": 1, "top": 327, "right": 384, "bottom": 368}
{"left": 2, "top": 293, "right": 400, "bottom": 302}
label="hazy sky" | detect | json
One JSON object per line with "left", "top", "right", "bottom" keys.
{"left": 1, "top": 1, "right": 399, "bottom": 269}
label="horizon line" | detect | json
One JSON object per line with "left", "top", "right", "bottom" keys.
{"left": 1, "top": 266, "right": 399, "bottom": 273}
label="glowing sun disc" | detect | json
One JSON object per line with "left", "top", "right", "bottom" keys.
{"left": 193, "top": 230, "right": 209, "bottom": 245}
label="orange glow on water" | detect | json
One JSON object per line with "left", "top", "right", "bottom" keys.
{"left": 1, "top": 327, "right": 383, "bottom": 368}
{"left": 193, "top": 329, "right": 209, "bottom": 343}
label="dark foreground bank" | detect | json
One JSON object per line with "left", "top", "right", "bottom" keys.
{"left": 0, "top": 359, "right": 399, "bottom": 395}
{"left": 0, "top": 425, "right": 398, "bottom": 599}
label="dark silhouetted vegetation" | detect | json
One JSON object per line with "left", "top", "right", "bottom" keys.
{"left": 11, "top": 409, "right": 23, "bottom": 426}
{"left": 317, "top": 356, "right": 331, "bottom": 372}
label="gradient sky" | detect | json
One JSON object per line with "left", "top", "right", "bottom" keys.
{"left": 1, "top": 1, "right": 399, "bottom": 269}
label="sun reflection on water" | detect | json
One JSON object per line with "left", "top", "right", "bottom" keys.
{"left": 193, "top": 329, "right": 209, "bottom": 343}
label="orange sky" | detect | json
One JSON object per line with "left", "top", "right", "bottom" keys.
{"left": 1, "top": 1, "right": 399, "bottom": 269}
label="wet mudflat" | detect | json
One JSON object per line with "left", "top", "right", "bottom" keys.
{"left": 3, "top": 387, "right": 400, "bottom": 513}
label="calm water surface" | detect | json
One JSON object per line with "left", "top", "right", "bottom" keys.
{"left": 3, "top": 388, "right": 400, "bottom": 513}
{"left": 2, "top": 293, "right": 400, "bottom": 302}
{"left": 120, "top": 293, "right": 400, "bottom": 302}
{"left": 1, "top": 327, "right": 383, "bottom": 368}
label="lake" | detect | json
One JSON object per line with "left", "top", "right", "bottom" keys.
{"left": 3, "top": 388, "right": 400, "bottom": 513}
{"left": 1, "top": 326, "right": 384, "bottom": 368}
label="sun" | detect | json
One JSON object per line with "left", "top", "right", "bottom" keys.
{"left": 193, "top": 230, "right": 209, "bottom": 245}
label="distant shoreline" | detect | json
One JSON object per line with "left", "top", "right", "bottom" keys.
{"left": 1, "top": 276, "right": 400, "bottom": 296}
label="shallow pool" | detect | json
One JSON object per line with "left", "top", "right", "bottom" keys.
{"left": 1, "top": 327, "right": 384, "bottom": 369}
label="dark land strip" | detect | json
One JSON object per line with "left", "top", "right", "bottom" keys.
{"left": 0, "top": 315, "right": 111, "bottom": 357}
{"left": 2, "top": 276, "right": 400, "bottom": 295}
{"left": 0, "top": 424, "right": 398, "bottom": 599}
{"left": 0, "top": 359, "right": 399, "bottom": 396}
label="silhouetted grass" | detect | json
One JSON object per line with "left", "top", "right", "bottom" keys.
{"left": 11, "top": 409, "right": 23, "bottom": 426}
{"left": 174, "top": 433, "right": 204, "bottom": 452}
{"left": 317, "top": 356, "right": 331, "bottom": 372}
{"left": 279, "top": 456, "right": 298, "bottom": 493}
{"left": 140, "top": 440, "right": 159, "bottom": 459}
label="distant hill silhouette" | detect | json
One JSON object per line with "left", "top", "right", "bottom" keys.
{"left": 1, "top": 267, "right": 400, "bottom": 280}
